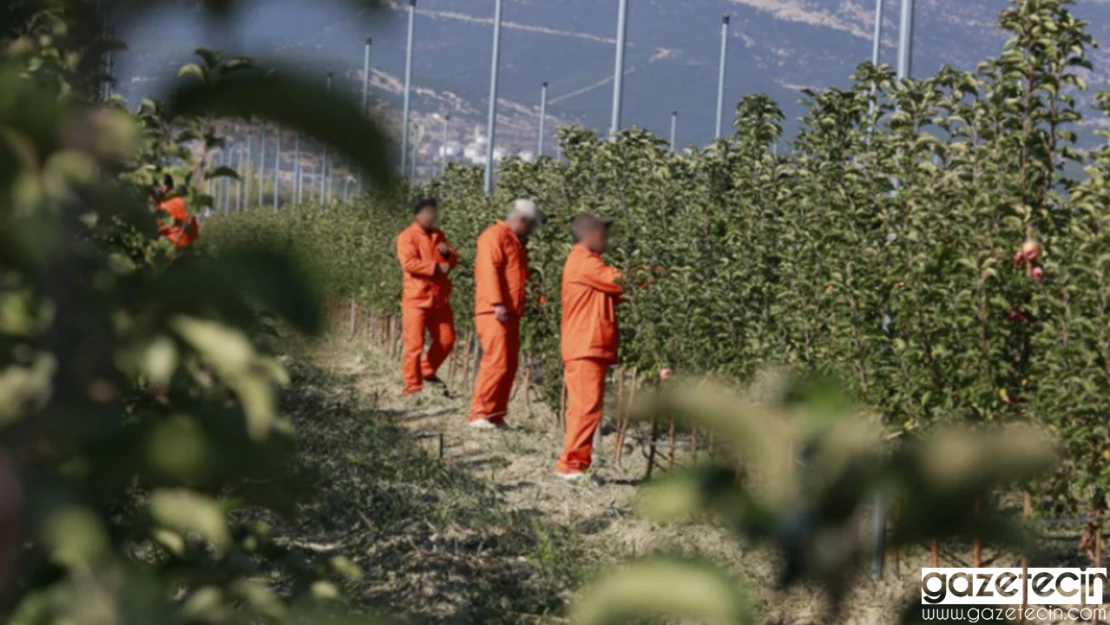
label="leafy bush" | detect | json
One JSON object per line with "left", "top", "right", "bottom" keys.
{"left": 209, "top": 0, "right": 1110, "bottom": 520}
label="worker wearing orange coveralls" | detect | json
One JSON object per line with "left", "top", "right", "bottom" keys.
{"left": 154, "top": 174, "right": 200, "bottom": 249}
{"left": 556, "top": 214, "right": 622, "bottom": 481}
{"left": 397, "top": 197, "right": 459, "bottom": 396}
{"left": 468, "top": 199, "right": 543, "bottom": 430}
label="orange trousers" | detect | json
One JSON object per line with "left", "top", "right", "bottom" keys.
{"left": 469, "top": 314, "right": 520, "bottom": 424}
{"left": 401, "top": 305, "right": 456, "bottom": 395}
{"left": 556, "top": 358, "right": 609, "bottom": 474}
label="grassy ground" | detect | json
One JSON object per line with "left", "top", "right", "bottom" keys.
{"left": 262, "top": 325, "right": 1097, "bottom": 625}
{"left": 264, "top": 351, "right": 596, "bottom": 624}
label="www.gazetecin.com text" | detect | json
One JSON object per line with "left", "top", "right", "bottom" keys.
{"left": 922, "top": 606, "right": 1110, "bottom": 622}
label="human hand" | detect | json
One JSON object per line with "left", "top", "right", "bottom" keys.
{"left": 494, "top": 304, "right": 509, "bottom": 324}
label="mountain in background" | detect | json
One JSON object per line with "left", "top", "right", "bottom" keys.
{"left": 117, "top": 0, "right": 1110, "bottom": 175}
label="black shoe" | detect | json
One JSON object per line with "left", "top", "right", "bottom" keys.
{"left": 424, "top": 375, "right": 446, "bottom": 386}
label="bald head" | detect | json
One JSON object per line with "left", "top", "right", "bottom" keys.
{"left": 572, "top": 213, "right": 613, "bottom": 253}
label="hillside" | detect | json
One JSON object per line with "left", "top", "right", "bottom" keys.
{"left": 115, "top": 0, "right": 1110, "bottom": 172}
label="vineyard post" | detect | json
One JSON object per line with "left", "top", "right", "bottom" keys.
{"left": 244, "top": 133, "right": 253, "bottom": 208}
{"left": 714, "top": 15, "right": 730, "bottom": 140}
{"left": 257, "top": 123, "right": 266, "bottom": 206}
{"left": 401, "top": 0, "right": 417, "bottom": 178}
{"left": 609, "top": 0, "right": 629, "bottom": 137}
{"left": 538, "top": 81, "right": 548, "bottom": 157}
{"left": 359, "top": 37, "right": 372, "bottom": 194}
{"left": 321, "top": 72, "right": 332, "bottom": 203}
{"left": 293, "top": 134, "right": 301, "bottom": 205}
{"left": 483, "top": 0, "right": 505, "bottom": 195}
{"left": 670, "top": 110, "right": 678, "bottom": 152}
{"left": 272, "top": 127, "right": 281, "bottom": 209}
{"left": 896, "top": 0, "right": 915, "bottom": 80}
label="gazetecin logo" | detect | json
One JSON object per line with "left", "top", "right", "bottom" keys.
{"left": 921, "top": 568, "right": 1107, "bottom": 606}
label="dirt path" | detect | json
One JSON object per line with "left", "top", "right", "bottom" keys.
{"left": 306, "top": 332, "right": 922, "bottom": 625}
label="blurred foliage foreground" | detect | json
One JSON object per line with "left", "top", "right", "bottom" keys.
{"left": 0, "top": 1, "right": 1076, "bottom": 625}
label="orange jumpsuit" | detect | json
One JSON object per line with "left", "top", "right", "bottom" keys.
{"left": 556, "top": 244, "right": 622, "bottom": 474}
{"left": 156, "top": 196, "right": 200, "bottom": 248}
{"left": 469, "top": 221, "right": 529, "bottom": 424}
{"left": 397, "top": 222, "right": 458, "bottom": 395}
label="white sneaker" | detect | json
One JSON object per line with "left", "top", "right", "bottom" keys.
{"left": 555, "top": 471, "right": 586, "bottom": 482}
{"left": 468, "top": 419, "right": 497, "bottom": 430}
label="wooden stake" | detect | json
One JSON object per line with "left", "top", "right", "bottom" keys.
{"left": 667, "top": 417, "right": 676, "bottom": 473}
{"left": 613, "top": 368, "right": 626, "bottom": 458}
{"left": 646, "top": 417, "right": 659, "bottom": 480}
{"left": 890, "top": 501, "right": 900, "bottom": 578}
{"left": 522, "top": 365, "right": 533, "bottom": 415}
{"left": 559, "top": 379, "right": 568, "bottom": 430}
{"left": 615, "top": 375, "right": 637, "bottom": 467}
{"left": 1021, "top": 490, "right": 1030, "bottom": 622}
{"left": 930, "top": 538, "right": 939, "bottom": 568}
{"left": 462, "top": 333, "right": 473, "bottom": 388}
{"left": 973, "top": 497, "right": 982, "bottom": 568}
{"left": 348, "top": 299, "right": 357, "bottom": 336}
{"left": 691, "top": 426, "right": 698, "bottom": 463}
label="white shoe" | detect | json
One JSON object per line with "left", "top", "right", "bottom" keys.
{"left": 468, "top": 419, "right": 497, "bottom": 430}
{"left": 555, "top": 471, "right": 586, "bottom": 482}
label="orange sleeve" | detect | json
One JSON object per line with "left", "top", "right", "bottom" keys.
{"left": 397, "top": 231, "right": 436, "bottom": 278}
{"left": 475, "top": 233, "right": 509, "bottom": 307}
{"left": 569, "top": 254, "right": 623, "bottom": 296}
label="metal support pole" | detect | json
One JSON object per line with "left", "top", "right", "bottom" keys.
{"left": 609, "top": 0, "right": 630, "bottom": 137}
{"left": 359, "top": 37, "right": 372, "bottom": 193}
{"left": 272, "top": 128, "right": 281, "bottom": 209}
{"left": 670, "top": 110, "right": 678, "bottom": 153}
{"left": 293, "top": 134, "right": 301, "bottom": 205}
{"left": 257, "top": 124, "right": 267, "bottom": 206}
{"left": 441, "top": 113, "right": 450, "bottom": 175}
{"left": 401, "top": 0, "right": 417, "bottom": 177}
{"left": 483, "top": 0, "right": 505, "bottom": 195}
{"left": 245, "top": 134, "right": 254, "bottom": 208}
{"left": 867, "top": 0, "right": 884, "bottom": 132}
{"left": 538, "top": 81, "right": 548, "bottom": 157}
{"left": 715, "top": 16, "right": 730, "bottom": 140}
{"left": 872, "top": 0, "right": 884, "bottom": 68}
{"left": 236, "top": 149, "right": 245, "bottom": 213}
{"left": 321, "top": 72, "right": 332, "bottom": 203}
{"left": 221, "top": 152, "right": 231, "bottom": 213}
{"left": 897, "top": 0, "right": 914, "bottom": 80}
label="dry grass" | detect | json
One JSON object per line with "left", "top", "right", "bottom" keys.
{"left": 263, "top": 330, "right": 1093, "bottom": 625}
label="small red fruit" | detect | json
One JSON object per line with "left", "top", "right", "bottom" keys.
{"left": 1022, "top": 239, "right": 1042, "bottom": 263}
{"left": 659, "top": 368, "right": 674, "bottom": 382}
{"left": 1031, "top": 266, "right": 1044, "bottom": 284}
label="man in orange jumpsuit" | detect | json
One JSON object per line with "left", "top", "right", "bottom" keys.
{"left": 154, "top": 174, "right": 200, "bottom": 249}
{"left": 556, "top": 214, "right": 622, "bottom": 480}
{"left": 397, "top": 197, "right": 458, "bottom": 396}
{"left": 468, "top": 199, "right": 542, "bottom": 429}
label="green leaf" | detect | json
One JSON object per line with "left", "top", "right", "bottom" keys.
{"left": 572, "top": 557, "right": 750, "bottom": 625}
